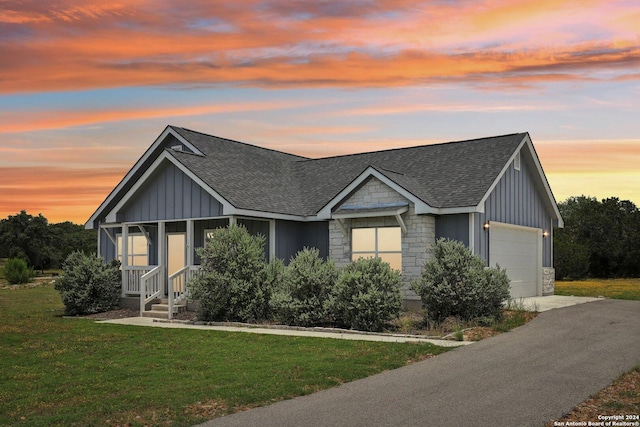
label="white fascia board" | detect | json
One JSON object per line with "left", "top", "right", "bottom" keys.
{"left": 436, "top": 206, "right": 481, "bottom": 215}
{"left": 317, "top": 167, "right": 433, "bottom": 219}
{"left": 522, "top": 136, "right": 565, "bottom": 228}
{"left": 86, "top": 126, "right": 201, "bottom": 229}
{"left": 105, "top": 151, "right": 235, "bottom": 223}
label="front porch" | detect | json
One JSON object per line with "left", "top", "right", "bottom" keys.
{"left": 98, "top": 216, "right": 272, "bottom": 319}
{"left": 122, "top": 264, "right": 201, "bottom": 319}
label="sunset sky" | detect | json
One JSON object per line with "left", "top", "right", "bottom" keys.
{"left": 1, "top": 0, "right": 639, "bottom": 225}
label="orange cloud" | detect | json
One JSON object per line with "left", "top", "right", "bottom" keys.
{"left": 1, "top": 0, "right": 638, "bottom": 93}
{"left": 0, "top": 167, "right": 125, "bottom": 224}
{"left": 0, "top": 99, "right": 323, "bottom": 133}
{"left": 536, "top": 139, "right": 640, "bottom": 174}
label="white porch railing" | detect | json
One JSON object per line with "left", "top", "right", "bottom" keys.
{"left": 140, "top": 266, "right": 162, "bottom": 315}
{"left": 167, "top": 265, "right": 201, "bottom": 319}
{"left": 123, "top": 266, "right": 155, "bottom": 295}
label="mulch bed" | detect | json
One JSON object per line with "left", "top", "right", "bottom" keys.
{"left": 81, "top": 309, "right": 198, "bottom": 321}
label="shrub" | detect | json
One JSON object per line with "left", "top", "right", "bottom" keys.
{"left": 270, "top": 247, "right": 337, "bottom": 327}
{"left": 411, "top": 238, "right": 510, "bottom": 322}
{"left": 328, "top": 257, "right": 402, "bottom": 332}
{"left": 3, "top": 258, "right": 34, "bottom": 285}
{"left": 54, "top": 251, "right": 121, "bottom": 315}
{"left": 187, "top": 225, "right": 268, "bottom": 322}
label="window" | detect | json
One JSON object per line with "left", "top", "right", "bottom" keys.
{"left": 351, "top": 227, "right": 402, "bottom": 271}
{"left": 117, "top": 234, "right": 149, "bottom": 266}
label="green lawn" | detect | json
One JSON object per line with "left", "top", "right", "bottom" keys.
{"left": 0, "top": 284, "right": 450, "bottom": 426}
{"left": 555, "top": 278, "right": 640, "bottom": 300}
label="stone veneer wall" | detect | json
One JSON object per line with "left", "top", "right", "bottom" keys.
{"left": 542, "top": 267, "right": 555, "bottom": 296}
{"left": 328, "top": 177, "right": 435, "bottom": 302}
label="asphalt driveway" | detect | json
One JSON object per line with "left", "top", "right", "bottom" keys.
{"left": 200, "top": 299, "right": 640, "bottom": 427}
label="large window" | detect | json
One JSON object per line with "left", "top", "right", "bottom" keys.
{"left": 351, "top": 227, "right": 402, "bottom": 271}
{"left": 117, "top": 233, "right": 149, "bottom": 266}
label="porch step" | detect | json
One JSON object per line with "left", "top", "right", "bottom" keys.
{"left": 150, "top": 303, "right": 187, "bottom": 313}
{"left": 142, "top": 309, "right": 174, "bottom": 319}
{"left": 141, "top": 298, "right": 186, "bottom": 319}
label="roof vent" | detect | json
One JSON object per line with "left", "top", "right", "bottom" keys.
{"left": 514, "top": 151, "right": 521, "bottom": 171}
{"left": 170, "top": 144, "right": 184, "bottom": 152}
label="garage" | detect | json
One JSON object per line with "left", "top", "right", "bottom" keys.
{"left": 489, "top": 222, "right": 542, "bottom": 298}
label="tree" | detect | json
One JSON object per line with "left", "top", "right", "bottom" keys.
{"left": 0, "top": 210, "right": 53, "bottom": 272}
{"left": 49, "top": 222, "right": 97, "bottom": 268}
{"left": 555, "top": 196, "right": 640, "bottom": 279}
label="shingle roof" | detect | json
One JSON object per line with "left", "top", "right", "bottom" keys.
{"left": 167, "top": 126, "right": 526, "bottom": 217}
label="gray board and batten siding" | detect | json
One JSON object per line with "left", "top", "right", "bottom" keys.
{"left": 435, "top": 214, "right": 470, "bottom": 247}
{"left": 475, "top": 151, "right": 554, "bottom": 268}
{"left": 275, "top": 220, "right": 330, "bottom": 263}
{"left": 117, "top": 160, "right": 223, "bottom": 223}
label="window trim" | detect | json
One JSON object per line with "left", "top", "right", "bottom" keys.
{"left": 116, "top": 232, "right": 150, "bottom": 267}
{"left": 351, "top": 226, "right": 402, "bottom": 271}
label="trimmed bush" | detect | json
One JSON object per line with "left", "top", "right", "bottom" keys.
{"left": 270, "top": 247, "right": 337, "bottom": 327}
{"left": 328, "top": 257, "right": 403, "bottom": 332}
{"left": 187, "top": 225, "right": 268, "bottom": 322}
{"left": 3, "top": 258, "right": 34, "bottom": 285}
{"left": 411, "top": 238, "right": 510, "bottom": 322}
{"left": 54, "top": 251, "right": 121, "bottom": 315}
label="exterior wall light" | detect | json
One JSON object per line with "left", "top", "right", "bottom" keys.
{"left": 542, "top": 230, "right": 549, "bottom": 238}
{"left": 483, "top": 222, "right": 490, "bottom": 230}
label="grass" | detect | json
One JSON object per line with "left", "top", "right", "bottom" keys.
{"left": 546, "top": 366, "right": 640, "bottom": 426}
{"left": 555, "top": 278, "right": 640, "bottom": 300}
{"left": 0, "top": 284, "right": 451, "bottom": 427}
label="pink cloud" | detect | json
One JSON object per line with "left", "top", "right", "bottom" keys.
{"left": 1, "top": 0, "right": 638, "bottom": 93}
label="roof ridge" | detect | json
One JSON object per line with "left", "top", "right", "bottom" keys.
{"left": 295, "top": 132, "right": 528, "bottom": 163}
{"left": 170, "top": 126, "right": 309, "bottom": 160}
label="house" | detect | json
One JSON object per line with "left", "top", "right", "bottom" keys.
{"left": 86, "top": 126, "right": 563, "bottom": 315}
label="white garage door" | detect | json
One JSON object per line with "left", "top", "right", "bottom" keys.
{"left": 489, "top": 222, "right": 542, "bottom": 298}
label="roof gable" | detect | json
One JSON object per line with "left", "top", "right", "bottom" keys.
{"left": 87, "top": 127, "right": 562, "bottom": 227}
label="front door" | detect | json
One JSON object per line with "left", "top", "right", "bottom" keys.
{"left": 166, "top": 233, "right": 186, "bottom": 295}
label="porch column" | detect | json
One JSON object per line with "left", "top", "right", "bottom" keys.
{"left": 121, "top": 225, "right": 128, "bottom": 297}
{"left": 187, "top": 219, "right": 194, "bottom": 266}
{"left": 269, "top": 220, "right": 276, "bottom": 262}
{"left": 96, "top": 224, "right": 101, "bottom": 259}
{"left": 158, "top": 221, "right": 165, "bottom": 296}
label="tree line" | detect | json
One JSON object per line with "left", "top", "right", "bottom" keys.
{"left": 0, "top": 211, "right": 97, "bottom": 272}
{"left": 1, "top": 196, "right": 639, "bottom": 280}
{"left": 555, "top": 196, "right": 640, "bottom": 280}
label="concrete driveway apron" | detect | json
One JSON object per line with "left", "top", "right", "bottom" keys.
{"left": 200, "top": 299, "right": 640, "bottom": 427}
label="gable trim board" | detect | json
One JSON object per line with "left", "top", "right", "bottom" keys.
{"left": 88, "top": 126, "right": 563, "bottom": 301}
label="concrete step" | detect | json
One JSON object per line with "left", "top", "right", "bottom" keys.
{"left": 142, "top": 310, "right": 170, "bottom": 319}
{"left": 151, "top": 303, "right": 186, "bottom": 313}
